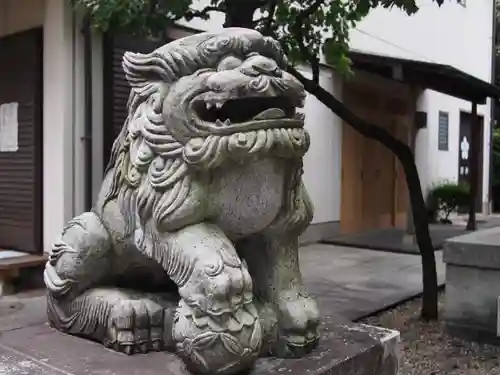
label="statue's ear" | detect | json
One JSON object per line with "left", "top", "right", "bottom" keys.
{"left": 122, "top": 51, "right": 173, "bottom": 89}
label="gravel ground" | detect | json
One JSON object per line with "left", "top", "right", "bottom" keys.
{"left": 360, "top": 291, "right": 500, "bottom": 375}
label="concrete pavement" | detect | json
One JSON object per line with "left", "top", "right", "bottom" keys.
{"left": 300, "top": 244, "right": 446, "bottom": 320}
{"left": 0, "top": 243, "right": 445, "bottom": 327}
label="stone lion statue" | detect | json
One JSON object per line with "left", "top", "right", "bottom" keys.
{"left": 44, "top": 28, "right": 319, "bottom": 375}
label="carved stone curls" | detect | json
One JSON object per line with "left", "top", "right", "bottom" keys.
{"left": 44, "top": 28, "right": 319, "bottom": 375}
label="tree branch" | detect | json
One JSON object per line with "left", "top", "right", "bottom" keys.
{"left": 223, "top": 0, "right": 268, "bottom": 28}
{"left": 291, "top": 0, "right": 323, "bottom": 83}
{"left": 184, "top": 5, "right": 225, "bottom": 21}
{"left": 288, "top": 65, "right": 404, "bottom": 149}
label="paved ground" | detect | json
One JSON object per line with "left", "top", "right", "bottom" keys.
{"left": 300, "top": 244, "right": 445, "bottom": 320}
{"left": 322, "top": 215, "right": 500, "bottom": 255}
{"left": 0, "top": 244, "right": 445, "bottom": 374}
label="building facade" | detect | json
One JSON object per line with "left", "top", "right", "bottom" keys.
{"left": 0, "top": 0, "right": 497, "bottom": 254}
{"left": 352, "top": 0, "right": 496, "bottom": 211}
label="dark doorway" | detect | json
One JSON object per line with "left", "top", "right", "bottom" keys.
{"left": 458, "top": 111, "right": 484, "bottom": 213}
{"left": 0, "top": 28, "right": 43, "bottom": 254}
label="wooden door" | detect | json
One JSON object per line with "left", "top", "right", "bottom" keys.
{"left": 340, "top": 119, "right": 364, "bottom": 233}
{"left": 392, "top": 114, "right": 410, "bottom": 228}
{"left": 340, "top": 82, "right": 410, "bottom": 234}
{"left": 361, "top": 108, "right": 396, "bottom": 231}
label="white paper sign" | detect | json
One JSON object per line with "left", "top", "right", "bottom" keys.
{"left": 0, "top": 102, "right": 19, "bottom": 152}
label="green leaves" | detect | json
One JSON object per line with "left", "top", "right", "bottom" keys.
{"left": 255, "top": 0, "right": 378, "bottom": 75}
{"left": 255, "top": 0, "right": 461, "bottom": 75}
{"left": 71, "top": 0, "right": 192, "bottom": 37}
{"left": 72, "top": 0, "right": 458, "bottom": 75}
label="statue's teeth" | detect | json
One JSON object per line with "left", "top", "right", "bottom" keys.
{"left": 294, "top": 112, "right": 305, "bottom": 120}
{"left": 216, "top": 102, "right": 223, "bottom": 109}
{"left": 223, "top": 119, "right": 231, "bottom": 126}
{"left": 206, "top": 102, "right": 213, "bottom": 110}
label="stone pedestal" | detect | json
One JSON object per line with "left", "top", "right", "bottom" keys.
{"left": 443, "top": 227, "right": 500, "bottom": 343}
{"left": 0, "top": 320, "right": 399, "bottom": 375}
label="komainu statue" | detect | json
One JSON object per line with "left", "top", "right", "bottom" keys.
{"left": 44, "top": 28, "right": 319, "bottom": 375}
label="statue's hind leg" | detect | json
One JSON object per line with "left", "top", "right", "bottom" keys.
{"left": 153, "top": 222, "right": 261, "bottom": 375}
{"left": 44, "top": 212, "right": 176, "bottom": 354}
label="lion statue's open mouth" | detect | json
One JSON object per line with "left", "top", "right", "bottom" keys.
{"left": 179, "top": 51, "right": 306, "bottom": 136}
{"left": 191, "top": 93, "right": 305, "bottom": 130}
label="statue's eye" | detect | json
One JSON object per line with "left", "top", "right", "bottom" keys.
{"left": 217, "top": 55, "right": 243, "bottom": 71}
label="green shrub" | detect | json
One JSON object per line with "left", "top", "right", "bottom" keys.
{"left": 427, "top": 182, "right": 469, "bottom": 224}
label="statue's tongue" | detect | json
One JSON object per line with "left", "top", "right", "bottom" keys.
{"left": 253, "top": 108, "right": 286, "bottom": 120}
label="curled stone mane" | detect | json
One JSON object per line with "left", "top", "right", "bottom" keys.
{"left": 102, "top": 28, "right": 309, "bottom": 238}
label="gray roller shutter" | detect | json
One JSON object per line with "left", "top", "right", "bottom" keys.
{"left": 0, "top": 28, "right": 43, "bottom": 254}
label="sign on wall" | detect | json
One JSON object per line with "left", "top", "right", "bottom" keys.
{"left": 0, "top": 102, "right": 19, "bottom": 152}
{"left": 438, "top": 111, "right": 449, "bottom": 151}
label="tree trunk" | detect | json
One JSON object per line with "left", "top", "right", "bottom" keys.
{"left": 289, "top": 70, "right": 439, "bottom": 320}
{"left": 222, "top": 6, "right": 438, "bottom": 320}
{"left": 223, "top": 0, "right": 261, "bottom": 28}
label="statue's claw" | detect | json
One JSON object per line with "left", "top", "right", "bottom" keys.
{"left": 105, "top": 299, "right": 169, "bottom": 355}
{"left": 178, "top": 259, "right": 254, "bottom": 319}
{"left": 272, "top": 290, "right": 320, "bottom": 358}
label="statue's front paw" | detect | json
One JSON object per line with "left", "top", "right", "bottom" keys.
{"left": 179, "top": 259, "right": 255, "bottom": 319}
{"left": 105, "top": 299, "right": 168, "bottom": 355}
{"left": 273, "top": 290, "right": 320, "bottom": 358}
{"left": 174, "top": 261, "right": 262, "bottom": 375}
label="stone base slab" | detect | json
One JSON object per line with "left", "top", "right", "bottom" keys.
{"left": 0, "top": 320, "right": 399, "bottom": 375}
{"left": 445, "top": 322, "right": 500, "bottom": 346}
{"left": 444, "top": 227, "right": 500, "bottom": 340}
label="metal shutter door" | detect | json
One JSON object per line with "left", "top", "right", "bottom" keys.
{"left": 0, "top": 28, "right": 43, "bottom": 254}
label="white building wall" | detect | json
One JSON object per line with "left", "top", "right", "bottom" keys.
{"left": 299, "top": 68, "right": 343, "bottom": 225}
{"left": 43, "top": 0, "right": 74, "bottom": 252}
{"left": 43, "top": 0, "right": 86, "bottom": 252}
{"left": 350, "top": 0, "right": 495, "bottom": 209}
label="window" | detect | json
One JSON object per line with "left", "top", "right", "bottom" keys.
{"left": 438, "top": 111, "right": 449, "bottom": 151}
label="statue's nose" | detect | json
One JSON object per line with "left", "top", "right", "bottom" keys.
{"left": 240, "top": 54, "right": 282, "bottom": 77}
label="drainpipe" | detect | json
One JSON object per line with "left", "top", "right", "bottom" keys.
{"left": 82, "top": 14, "right": 93, "bottom": 211}
{"left": 488, "top": 0, "right": 497, "bottom": 214}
